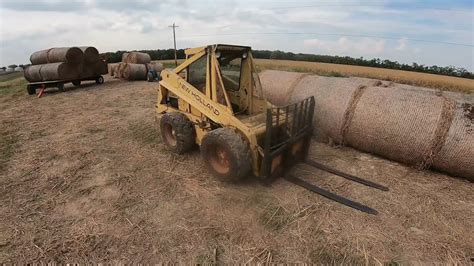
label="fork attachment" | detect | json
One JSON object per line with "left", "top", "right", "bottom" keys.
{"left": 286, "top": 160, "right": 388, "bottom": 215}
{"left": 285, "top": 174, "right": 378, "bottom": 215}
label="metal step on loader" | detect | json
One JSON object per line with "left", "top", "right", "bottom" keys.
{"left": 155, "top": 44, "right": 388, "bottom": 214}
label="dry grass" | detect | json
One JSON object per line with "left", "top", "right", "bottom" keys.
{"left": 157, "top": 59, "right": 474, "bottom": 94}
{"left": 0, "top": 76, "right": 473, "bottom": 263}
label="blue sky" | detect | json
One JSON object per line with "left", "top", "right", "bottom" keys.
{"left": 0, "top": 0, "right": 473, "bottom": 70}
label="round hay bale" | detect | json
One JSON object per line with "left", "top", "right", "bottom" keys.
{"left": 24, "top": 65, "right": 44, "bottom": 82}
{"left": 121, "top": 53, "right": 129, "bottom": 62}
{"left": 147, "top": 62, "right": 164, "bottom": 73}
{"left": 121, "top": 63, "right": 148, "bottom": 80}
{"left": 40, "top": 62, "right": 80, "bottom": 81}
{"left": 432, "top": 102, "right": 474, "bottom": 180}
{"left": 108, "top": 63, "right": 120, "bottom": 76}
{"left": 30, "top": 49, "right": 52, "bottom": 65}
{"left": 79, "top": 46, "right": 100, "bottom": 63}
{"left": 30, "top": 47, "right": 84, "bottom": 65}
{"left": 258, "top": 69, "right": 474, "bottom": 180}
{"left": 124, "top": 52, "right": 151, "bottom": 64}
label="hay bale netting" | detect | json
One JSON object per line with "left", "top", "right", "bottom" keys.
{"left": 121, "top": 63, "right": 148, "bottom": 80}
{"left": 259, "top": 70, "right": 308, "bottom": 106}
{"left": 147, "top": 62, "right": 164, "bottom": 73}
{"left": 108, "top": 63, "right": 120, "bottom": 76}
{"left": 344, "top": 86, "right": 445, "bottom": 166}
{"left": 30, "top": 47, "right": 84, "bottom": 65}
{"left": 79, "top": 46, "right": 100, "bottom": 63}
{"left": 124, "top": 52, "right": 151, "bottom": 64}
{"left": 24, "top": 63, "right": 80, "bottom": 82}
{"left": 432, "top": 102, "right": 474, "bottom": 179}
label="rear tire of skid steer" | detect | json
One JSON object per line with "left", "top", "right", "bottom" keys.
{"left": 201, "top": 128, "right": 252, "bottom": 182}
{"left": 160, "top": 112, "right": 196, "bottom": 154}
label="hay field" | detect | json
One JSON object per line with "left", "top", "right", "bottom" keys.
{"left": 158, "top": 59, "right": 473, "bottom": 94}
{"left": 0, "top": 75, "right": 473, "bottom": 263}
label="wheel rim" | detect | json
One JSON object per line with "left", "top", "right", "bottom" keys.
{"left": 163, "top": 123, "right": 177, "bottom": 147}
{"left": 209, "top": 145, "right": 230, "bottom": 174}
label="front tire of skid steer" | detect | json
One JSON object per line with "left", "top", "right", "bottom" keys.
{"left": 201, "top": 128, "right": 252, "bottom": 182}
{"left": 160, "top": 112, "right": 196, "bottom": 154}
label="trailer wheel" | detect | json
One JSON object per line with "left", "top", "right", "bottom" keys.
{"left": 96, "top": 76, "right": 104, "bottom": 84}
{"left": 72, "top": 80, "right": 81, "bottom": 86}
{"left": 201, "top": 128, "right": 252, "bottom": 182}
{"left": 57, "top": 83, "right": 65, "bottom": 92}
{"left": 160, "top": 112, "right": 196, "bottom": 154}
{"left": 26, "top": 85, "right": 36, "bottom": 95}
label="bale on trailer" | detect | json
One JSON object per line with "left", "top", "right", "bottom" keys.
{"left": 259, "top": 70, "right": 474, "bottom": 180}
{"left": 30, "top": 47, "right": 84, "bottom": 65}
{"left": 123, "top": 52, "right": 151, "bottom": 64}
{"left": 81, "top": 60, "right": 108, "bottom": 78}
{"left": 121, "top": 63, "right": 148, "bottom": 80}
{"left": 79, "top": 46, "right": 100, "bottom": 63}
{"left": 24, "top": 63, "right": 80, "bottom": 82}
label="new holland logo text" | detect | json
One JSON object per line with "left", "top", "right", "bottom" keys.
{"left": 179, "top": 80, "right": 220, "bottom": 116}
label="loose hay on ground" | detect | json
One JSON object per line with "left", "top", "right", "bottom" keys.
{"left": 0, "top": 76, "right": 472, "bottom": 263}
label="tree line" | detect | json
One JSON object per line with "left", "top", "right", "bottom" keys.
{"left": 99, "top": 49, "right": 473, "bottom": 79}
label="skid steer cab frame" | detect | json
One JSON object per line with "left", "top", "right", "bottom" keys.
{"left": 156, "top": 44, "right": 314, "bottom": 180}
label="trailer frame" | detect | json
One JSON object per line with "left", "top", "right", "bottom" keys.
{"left": 26, "top": 75, "right": 105, "bottom": 96}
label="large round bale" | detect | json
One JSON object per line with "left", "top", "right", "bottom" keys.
{"left": 121, "top": 63, "right": 148, "bottom": 80}
{"left": 81, "top": 60, "right": 108, "bottom": 78}
{"left": 108, "top": 63, "right": 120, "bottom": 76}
{"left": 24, "top": 65, "right": 44, "bottom": 82}
{"left": 30, "top": 47, "right": 84, "bottom": 65}
{"left": 259, "top": 69, "right": 474, "bottom": 180}
{"left": 124, "top": 52, "right": 151, "bottom": 64}
{"left": 432, "top": 102, "right": 474, "bottom": 179}
{"left": 121, "top": 53, "right": 129, "bottom": 62}
{"left": 79, "top": 46, "right": 99, "bottom": 63}
{"left": 40, "top": 62, "right": 80, "bottom": 81}
{"left": 24, "top": 63, "right": 79, "bottom": 82}
{"left": 147, "top": 62, "right": 164, "bottom": 73}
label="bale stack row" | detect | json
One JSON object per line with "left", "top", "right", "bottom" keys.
{"left": 259, "top": 70, "right": 474, "bottom": 180}
{"left": 24, "top": 46, "right": 107, "bottom": 83}
{"left": 110, "top": 52, "right": 163, "bottom": 81}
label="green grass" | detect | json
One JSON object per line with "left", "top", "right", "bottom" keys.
{"left": 0, "top": 75, "right": 27, "bottom": 97}
{"left": 0, "top": 72, "right": 23, "bottom": 82}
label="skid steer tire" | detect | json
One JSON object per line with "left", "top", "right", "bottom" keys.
{"left": 201, "top": 128, "right": 252, "bottom": 182}
{"left": 160, "top": 112, "right": 196, "bottom": 154}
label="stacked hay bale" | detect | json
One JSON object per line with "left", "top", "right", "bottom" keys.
{"left": 24, "top": 46, "right": 107, "bottom": 82}
{"left": 112, "top": 52, "right": 163, "bottom": 81}
{"left": 260, "top": 70, "right": 474, "bottom": 180}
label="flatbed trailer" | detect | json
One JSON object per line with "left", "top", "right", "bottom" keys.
{"left": 26, "top": 75, "right": 105, "bottom": 95}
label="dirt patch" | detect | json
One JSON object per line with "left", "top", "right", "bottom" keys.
{"left": 0, "top": 76, "right": 473, "bottom": 263}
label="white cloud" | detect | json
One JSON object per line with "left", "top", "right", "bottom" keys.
{"left": 396, "top": 38, "right": 408, "bottom": 51}
{"left": 304, "top": 37, "right": 386, "bottom": 55}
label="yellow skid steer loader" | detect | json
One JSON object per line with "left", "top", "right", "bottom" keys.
{"left": 156, "top": 44, "right": 387, "bottom": 214}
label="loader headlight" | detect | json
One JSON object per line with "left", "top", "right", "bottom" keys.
{"left": 242, "top": 52, "right": 248, "bottom": 59}
{"left": 215, "top": 51, "right": 221, "bottom": 58}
